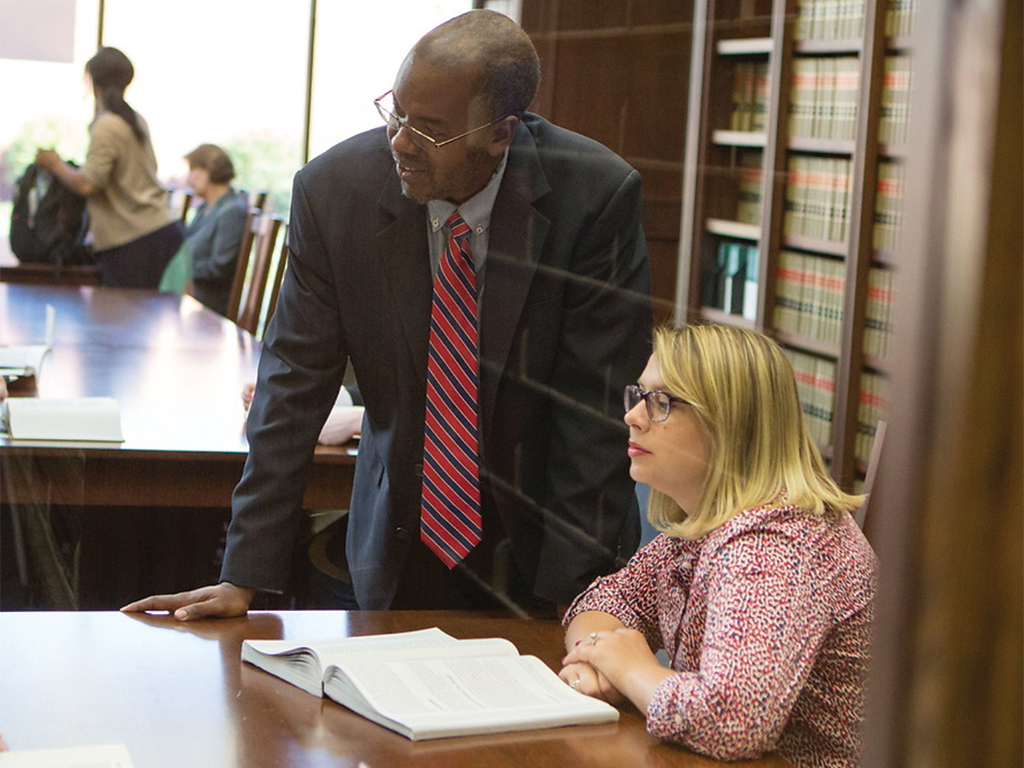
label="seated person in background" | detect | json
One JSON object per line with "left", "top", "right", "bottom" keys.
{"left": 560, "top": 324, "right": 878, "bottom": 767}
{"left": 161, "top": 144, "right": 248, "bottom": 317}
{"left": 242, "top": 382, "right": 363, "bottom": 446}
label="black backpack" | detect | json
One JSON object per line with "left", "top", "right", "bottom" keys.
{"left": 9, "top": 161, "right": 94, "bottom": 266}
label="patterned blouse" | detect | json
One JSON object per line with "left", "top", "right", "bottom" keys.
{"left": 564, "top": 503, "right": 877, "bottom": 768}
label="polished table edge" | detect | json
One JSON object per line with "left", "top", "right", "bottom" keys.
{"left": 0, "top": 613, "right": 792, "bottom": 766}
{"left": 0, "top": 444, "right": 355, "bottom": 508}
{"left": 0, "top": 442, "right": 357, "bottom": 462}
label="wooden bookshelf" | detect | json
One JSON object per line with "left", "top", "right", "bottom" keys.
{"left": 677, "top": 0, "right": 913, "bottom": 490}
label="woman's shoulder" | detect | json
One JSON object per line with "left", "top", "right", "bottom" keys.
{"left": 216, "top": 190, "right": 251, "bottom": 215}
{"left": 705, "top": 502, "right": 850, "bottom": 551}
{"left": 710, "top": 502, "right": 806, "bottom": 537}
{"left": 91, "top": 110, "right": 132, "bottom": 135}
{"left": 707, "top": 503, "right": 877, "bottom": 576}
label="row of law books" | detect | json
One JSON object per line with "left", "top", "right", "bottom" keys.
{"left": 864, "top": 266, "right": 896, "bottom": 358}
{"left": 785, "top": 349, "right": 837, "bottom": 449}
{"left": 873, "top": 160, "right": 904, "bottom": 253}
{"left": 789, "top": 56, "right": 860, "bottom": 141}
{"left": 856, "top": 371, "right": 889, "bottom": 464}
{"left": 730, "top": 61, "right": 770, "bottom": 133}
{"left": 795, "top": 0, "right": 866, "bottom": 41}
{"left": 701, "top": 240, "right": 760, "bottom": 321}
{"left": 784, "top": 155, "right": 853, "bottom": 243}
{"left": 736, "top": 151, "right": 763, "bottom": 225}
{"left": 885, "top": 0, "right": 917, "bottom": 38}
{"left": 879, "top": 55, "right": 912, "bottom": 145}
{"left": 774, "top": 250, "right": 845, "bottom": 346}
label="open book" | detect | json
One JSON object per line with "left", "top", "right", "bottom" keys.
{"left": 3, "top": 397, "right": 124, "bottom": 441}
{"left": 241, "top": 627, "right": 618, "bottom": 741}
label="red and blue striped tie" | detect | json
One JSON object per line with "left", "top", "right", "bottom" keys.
{"left": 421, "top": 212, "right": 482, "bottom": 568}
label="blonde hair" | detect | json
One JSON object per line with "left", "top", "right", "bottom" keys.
{"left": 646, "top": 324, "right": 864, "bottom": 539}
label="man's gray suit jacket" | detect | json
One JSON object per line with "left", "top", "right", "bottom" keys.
{"left": 222, "top": 113, "right": 653, "bottom": 609}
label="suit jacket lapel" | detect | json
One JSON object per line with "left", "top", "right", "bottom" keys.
{"left": 376, "top": 173, "right": 433, "bottom": 375}
{"left": 480, "top": 121, "right": 551, "bottom": 436}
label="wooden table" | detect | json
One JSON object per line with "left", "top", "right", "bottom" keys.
{"left": 0, "top": 283, "right": 353, "bottom": 510}
{"left": 0, "top": 261, "right": 103, "bottom": 286}
{"left": 0, "top": 610, "right": 791, "bottom": 768}
{"left": 0, "top": 284, "right": 355, "bottom": 608}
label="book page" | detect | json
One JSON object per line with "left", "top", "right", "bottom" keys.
{"left": 0, "top": 743, "right": 134, "bottom": 767}
{"left": 242, "top": 628, "right": 515, "bottom": 696}
{"left": 326, "top": 654, "right": 618, "bottom": 740}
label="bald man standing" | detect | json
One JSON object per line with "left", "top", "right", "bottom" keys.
{"left": 126, "top": 10, "right": 651, "bottom": 619}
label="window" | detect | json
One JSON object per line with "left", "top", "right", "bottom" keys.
{"left": 0, "top": 0, "right": 473, "bottom": 265}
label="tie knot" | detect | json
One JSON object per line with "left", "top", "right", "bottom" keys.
{"left": 446, "top": 212, "right": 471, "bottom": 241}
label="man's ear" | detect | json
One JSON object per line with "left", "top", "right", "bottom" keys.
{"left": 488, "top": 115, "right": 519, "bottom": 157}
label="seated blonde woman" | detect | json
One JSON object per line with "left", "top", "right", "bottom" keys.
{"left": 560, "top": 324, "right": 877, "bottom": 768}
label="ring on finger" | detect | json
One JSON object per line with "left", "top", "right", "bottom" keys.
{"left": 570, "top": 677, "right": 581, "bottom": 690}
{"left": 588, "top": 631, "right": 599, "bottom": 645}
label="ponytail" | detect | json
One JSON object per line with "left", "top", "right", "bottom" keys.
{"left": 85, "top": 47, "right": 146, "bottom": 142}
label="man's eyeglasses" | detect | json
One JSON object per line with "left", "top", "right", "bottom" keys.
{"left": 374, "top": 90, "right": 509, "bottom": 150}
{"left": 624, "top": 384, "right": 689, "bottom": 423}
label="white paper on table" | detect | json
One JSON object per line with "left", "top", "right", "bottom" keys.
{"left": 0, "top": 743, "right": 134, "bottom": 767}
{"left": 4, "top": 397, "right": 124, "bottom": 442}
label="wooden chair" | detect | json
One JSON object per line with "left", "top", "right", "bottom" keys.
{"left": 855, "top": 419, "right": 887, "bottom": 530}
{"left": 233, "top": 213, "right": 284, "bottom": 335}
{"left": 261, "top": 223, "right": 290, "bottom": 337}
{"left": 169, "top": 187, "right": 194, "bottom": 225}
{"left": 250, "top": 190, "right": 268, "bottom": 211}
{"left": 225, "top": 207, "right": 263, "bottom": 322}
{"left": 236, "top": 188, "right": 268, "bottom": 212}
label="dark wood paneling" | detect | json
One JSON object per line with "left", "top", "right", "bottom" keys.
{"left": 521, "top": 1, "right": 694, "bottom": 325}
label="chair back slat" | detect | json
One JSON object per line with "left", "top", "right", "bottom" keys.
{"left": 236, "top": 214, "right": 284, "bottom": 335}
{"left": 225, "top": 207, "right": 262, "bottom": 322}
{"left": 855, "top": 419, "right": 887, "bottom": 530}
{"left": 262, "top": 224, "right": 289, "bottom": 335}
{"left": 169, "top": 187, "right": 194, "bottom": 225}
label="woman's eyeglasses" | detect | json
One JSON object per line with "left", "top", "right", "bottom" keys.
{"left": 624, "top": 384, "right": 689, "bottom": 422}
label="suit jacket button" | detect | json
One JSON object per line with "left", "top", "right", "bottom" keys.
{"left": 395, "top": 526, "right": 409, "bottom": 540}
{"left": 414, "top": 462, "right": 423, "bottom": 477}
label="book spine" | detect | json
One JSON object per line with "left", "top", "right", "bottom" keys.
{"left": 736, "top": 151, "right": 764, "bottom": 224}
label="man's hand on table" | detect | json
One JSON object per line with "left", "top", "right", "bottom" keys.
{"left": 120, "top": 582, "right": 255, "bottom": 620}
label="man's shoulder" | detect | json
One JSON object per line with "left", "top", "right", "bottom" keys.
{"left": 519, "top": 113, "right": 634, "bottom": 173}
{"left": 299, "top": 127, "right": 391, "bottom": 186}
{"left": 513, "top": 114, "right": 638, "bottom": 204}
